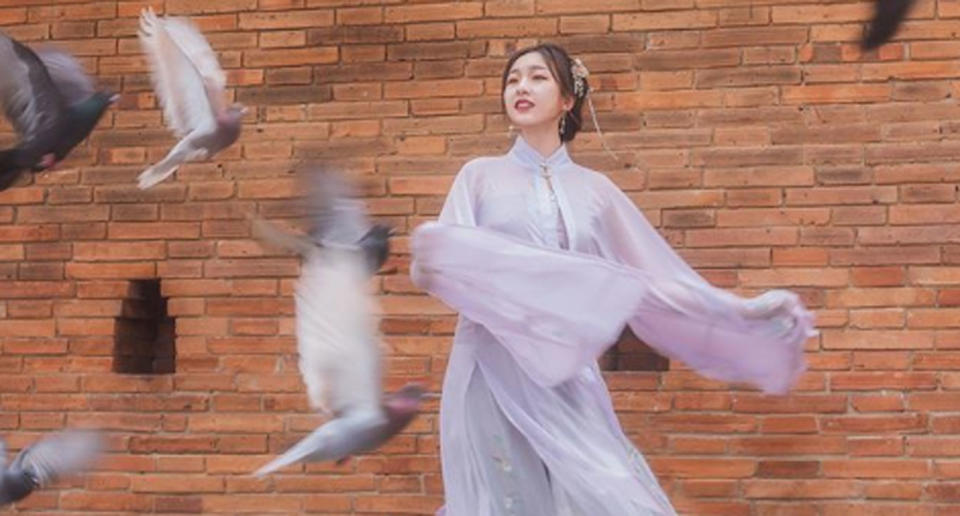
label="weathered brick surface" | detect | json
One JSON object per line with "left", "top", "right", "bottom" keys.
{"left": 0, "top": 0, "right": 958, "bottom": 514}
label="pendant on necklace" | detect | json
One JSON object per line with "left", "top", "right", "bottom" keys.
{"left": 540, "top": 164, "right": 557, "bottom": 202}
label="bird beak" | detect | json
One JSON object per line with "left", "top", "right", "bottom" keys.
{"left": 109, "top": 94, "right": 121, "bottom": 104}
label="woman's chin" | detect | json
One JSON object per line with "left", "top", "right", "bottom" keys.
{"left": 507, "top": 118, "right": 556, "bottom": 134}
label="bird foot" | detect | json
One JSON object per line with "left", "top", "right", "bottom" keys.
{"left": 335, "top": 455, "right": 353, "bottom": 466}
{"left": 39, "top": 154, "right": 56, "bottom": 171}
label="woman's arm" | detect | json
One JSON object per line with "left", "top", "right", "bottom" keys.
{"left": 594, "top": 177, "right": 816, "bottom": 393}
{"left": 412, "top": 174, "right": 815, "bottom": 392}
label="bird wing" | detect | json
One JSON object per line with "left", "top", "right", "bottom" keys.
{"left": 138, "top": 8, "right": 224, "bottom": 138}
{"left": 250, "top": 217, "right": 316, "bottom": 257}
{"left": 250, "top": 214, "right": 382, "bottom": 414}
{"left": 10, "top": 431, "right": 101, "bottom": 488}
{"left": 33, "top": 47, "right": 95, "bottom": 106}
{"left": 304, "top": 170, "right": 372, "bottom": 247}
{"left": 0, "top": 33, "right": 65, "bottom": 148}
{"left": 295, "top": 248, "right": 383, "bottom": 416}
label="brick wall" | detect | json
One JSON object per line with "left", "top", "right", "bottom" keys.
{"left": 0, "top": 0, "right": 958, "bottom": 514}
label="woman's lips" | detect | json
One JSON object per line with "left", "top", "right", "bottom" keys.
{"left": 514, "top": 99, "right": 534, "bottom": 111}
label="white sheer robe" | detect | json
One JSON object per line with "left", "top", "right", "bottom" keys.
{"left": 412, "top": 136, "right": 815, "bottom": 516}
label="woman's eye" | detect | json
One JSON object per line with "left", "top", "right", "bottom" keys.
{"left": 507, "top": 77, "right": 519, "bottom": 84}
{"left": 533, "top": 75, "right": 547, "bottom": 81}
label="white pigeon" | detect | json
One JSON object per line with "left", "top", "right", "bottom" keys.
{"left": 136, "top": 8, "right": 244, "bottom": 189}
{"left": 251, "top": 170, "right": 422, "bottom": 476}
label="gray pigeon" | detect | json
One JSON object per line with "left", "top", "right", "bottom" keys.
{"left": 0, "top": 431, "right": 101, "bottom": 506}
{"left": 250, "top": 170, "right": 422, "bottom": 476}
{"left": 0, "top": 32, "right": 117, "bottom": 191}
{"left": 863, "top": 0, "right": 917, "bottom": 50}
{"left": 136, "top": 8, "right": 244, "bottom": 189}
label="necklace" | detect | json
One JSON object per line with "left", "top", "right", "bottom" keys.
{"left": 539, "top": 164, "right": 558, "bottom": 202}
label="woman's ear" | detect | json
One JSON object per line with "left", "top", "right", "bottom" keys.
{"left": 562, "top": 95, "right": 575, "bottom": 112}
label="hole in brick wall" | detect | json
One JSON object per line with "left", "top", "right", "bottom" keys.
{"left": 113, "top": 279, "right": 175, "bottom": 375}
{"left": 599, "top": 326, "right": 669, "bottom": 372}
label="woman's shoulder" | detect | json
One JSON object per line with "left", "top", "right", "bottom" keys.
{"left": 460, "top": 154, "right": 508, "bottom": 172}
{"left": 567, "top": 159, "right": 619, "bottom": 190}
{"left": 454, "top": 155, "right": 510, "bottom": 183}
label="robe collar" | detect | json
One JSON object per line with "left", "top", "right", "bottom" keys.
{"left": 506, "top": 135, "right": 579, "bottom": 248}
{"left": 507, "top": 135, "right": 572, "bottom": 171}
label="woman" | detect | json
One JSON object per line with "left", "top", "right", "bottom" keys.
{"left": 411, "top": 44, "right": 815, "bottom": 516}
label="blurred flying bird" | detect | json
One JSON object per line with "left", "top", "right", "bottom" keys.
{"left": 0, "top": 431, "right": 102, "bottom": 506}
{"left": 137, "top": 8, "right": 244, "bottom": 189}
{"left": 0, "top": 32, "right": 117, "bottom": 191}
{"left": 863, "top": 0, "right": 917, "bottom": 50}
{"left": 251, "top": 170, "right": 422, "bottom": 476}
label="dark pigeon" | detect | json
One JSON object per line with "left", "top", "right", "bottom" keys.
{"left": 303, "top": 170, "right": 392, "bottom": 273}
{"left": 863, "top": 0, "right": 917, "bottom": 50}
{"left": 0, "top": 431, "right": 101, "bottom": 506}
{"left": 0, "top": 32, "right": 117, "bottom": 191}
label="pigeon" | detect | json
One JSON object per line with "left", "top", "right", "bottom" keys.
{"left": 0, "top": 431, "right": 101, "bottom": 506}
{"left": 0, "top": 32, "right": 117, "bottom": 191}
{"left": 251, "top": 170, "right": 422, "bottom": 476}
{"left": 862, "top": 0, "right": 917, "bottom": 50}
{"left": 136, "top": 8, "right": 245, "bottom": 190}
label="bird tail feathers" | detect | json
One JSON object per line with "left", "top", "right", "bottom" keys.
{"left": 253, "top": 410, "right": 385, "bottom": 477}
{"left": 137, "top": 161, "right": 180, "bottom": 189}
{"left": 253, "top": 434, "right": 322, "bottom": 477}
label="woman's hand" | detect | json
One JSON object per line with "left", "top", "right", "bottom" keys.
{"left": 740, "top": 290, "right": 802, "bottom": 332}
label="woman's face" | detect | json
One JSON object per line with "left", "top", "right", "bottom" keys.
{"left": 503, "top": 51, "right": 572, "bottom": 133}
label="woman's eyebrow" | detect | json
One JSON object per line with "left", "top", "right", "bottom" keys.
{"left": 508, "top": 64, "right": 549, "bottom": 75}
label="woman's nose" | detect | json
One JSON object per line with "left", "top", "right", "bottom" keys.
{"left": 515, "top": 77, "right": 531, "bottom": 93}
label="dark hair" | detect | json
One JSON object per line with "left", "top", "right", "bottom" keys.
{"left": 501, "top": 43, "right": 589, "bottom": 143}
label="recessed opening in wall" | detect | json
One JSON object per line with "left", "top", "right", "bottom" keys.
{"left": 599, "top": 326, "right": 669, "bottom": 372}
{"left": 113, "top": 279, "right": 175, "bottom": 374}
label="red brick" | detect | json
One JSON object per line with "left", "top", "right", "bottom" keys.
{"left": 560, "top": 14, "right": 610, "bottom": 34}
{"left": 243, "top": 47, "right": 339, "bottom": 67}
{"left": 60, "top": 492, "right": 153, "bottom": 512}
{"left": 830, "top": 372, "right": 938, "bottom": 391}
{"left": 457, "top": 16, "right": 557, "bottom": 37}
{"left": 822, "top": 460, "right": 930, "bottom": 479}
{"left": 649, "top": 457, "right": 757, "bottom": 478}
{"left": 743, "top": 479, "right": 860, "bottom": 499}
{"left": 702, "top": 26, "right": 808, "bottom": 47}
{"left": 385, "top": 3, "right": 483, "bottom": 23}
{"left": 130, "top": 474, "right": 223, "bottom": 493}
{"left": 783, "top": 84, "right": 892, "bottom": 104}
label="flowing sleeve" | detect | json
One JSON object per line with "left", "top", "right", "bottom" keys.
{"left": 410, "top": 164, "right": 475, "bottom": 289}
{"left": 412, "top": 162, "right": 645, "bottom": 386}
{"left": 438, "top": 164, "right": 477, "bottom": 227}
{"left": 412, "top": 171, "right": 815, "bottom": 393}
{"left": 592, "top": 178, "right": 816, "bottom": 394}
{"left": 413, "top": 221, "right": 656, "bottom": 386}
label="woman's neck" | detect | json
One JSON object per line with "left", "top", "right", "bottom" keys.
{"left": 519, "top": 127, "right": 563, "bottom": 160}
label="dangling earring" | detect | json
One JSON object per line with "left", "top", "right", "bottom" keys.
{"left": 559, "top": 113, "right": 567, "bottom": 137}
{"left": 507, "top": 124, "right": 516, "bottom": 138}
